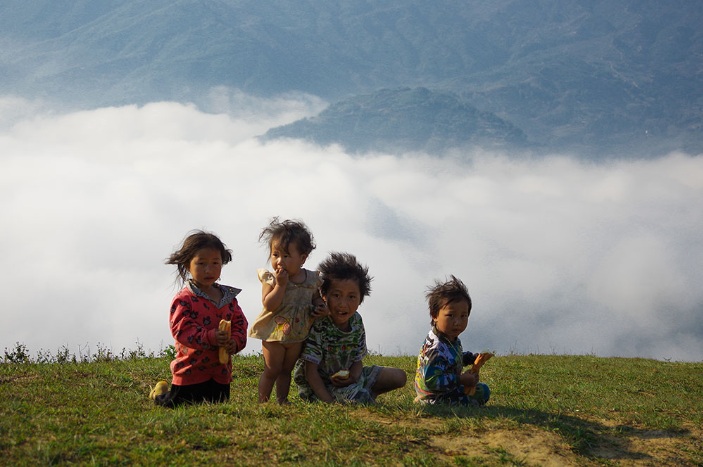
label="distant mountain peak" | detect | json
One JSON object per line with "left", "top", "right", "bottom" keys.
{"left": 261, "top": 87, "right": 528, "bottom": 154}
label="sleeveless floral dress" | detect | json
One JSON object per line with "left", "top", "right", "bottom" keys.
{"left": 248, "top": 268, "right": 321, "bottom": 343}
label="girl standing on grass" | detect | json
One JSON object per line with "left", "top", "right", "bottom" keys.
{"left": 152, "top": 230, "right": 248, "bottom": 408}
{"left": 249, "top": 218, "right": 327, "bottom": 403}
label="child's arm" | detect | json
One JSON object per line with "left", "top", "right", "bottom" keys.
{"left": 349, "top": 359, "right": 363, "bottom": 381}
{"left": 462, "top": 351, "right": 477, "bottom": 366}
{"left": 170, "top": 296, "right": 219, "bottom": 350}
{"left": 304, "top": 360, "right": 335, "bottom": 403}
{"left": 459, "top": 370, "right": 479, "bottom": 388}
{"left": 222, "top": 303, "right": 248, "bottom": 355}
{"left": 261, "top": 269, "right": 288, "bottom": 312}
{"left": 420, "top": 351, "right": 461, "bottom": 395}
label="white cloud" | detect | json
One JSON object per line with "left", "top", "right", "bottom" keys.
{"left": 1, "top": 96, "right": 702, "bottom": 362}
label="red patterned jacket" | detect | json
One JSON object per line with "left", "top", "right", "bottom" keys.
{"left": 169, "top": 281, "right": 248, "bottom": 385}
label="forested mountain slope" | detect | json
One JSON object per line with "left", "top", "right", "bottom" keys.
{"left": 1, "top": 0, "right": 701, "bottom": 156}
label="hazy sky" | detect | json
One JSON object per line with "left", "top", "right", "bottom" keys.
{"left": 1, "top": 92, "right": 702, "bottom": 362}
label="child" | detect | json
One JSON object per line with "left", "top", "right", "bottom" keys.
{"left": 153, "top": 230, "right": 248, "bottom": 408}
{"left": 249, "top": 218, "right": 327, "bottom": 403}
{"left": 293, "top": 252, "right": 407, "bottom": 403}
{"left": 414, "top": 275, "right": 491, "bottom": 406}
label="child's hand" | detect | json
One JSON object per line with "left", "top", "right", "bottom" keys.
{"left": 330, "top": 370, "right": 354, "bottom": 387}
{"left": 274, "top": 267, "right": 289, "bottom": 287}
{"left": 217, "top": 319, "right": 232, "bottom": 363}
{"left": 216, "top": 330, "right": 230, "bottom": 347}
{"left": 223, "top": 338, "right": 238, "bottom": 355}
{"left": 460, "top": 370, "right": 479, "bottom": 389}
{"left": 311, "top": 301, "right": 329, "bottom": 318}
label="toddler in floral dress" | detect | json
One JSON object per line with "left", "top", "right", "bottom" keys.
{"left": 249, "top": 218, "right": 327, "bottom": 403}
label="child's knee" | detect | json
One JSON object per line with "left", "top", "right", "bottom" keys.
{"left": 263, "top": 361, "right": 284, "bottom": 377}
{"left": 475, "top": 382, "right": 490, "bottom": 405}
{"left": 395, "top": 368, "right": 408, "bottom": 387}
{"left": 385, "top": 367, "right": 407, "bottom": 388}
{"left": 265, "top": 369, "right": 282, "bottom": 380}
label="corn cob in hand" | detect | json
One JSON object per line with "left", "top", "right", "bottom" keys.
{"left": 465, "top": 352, "right": 494, "bottom": 395}
{"left": 219, "top": 319, "right": 231, "bottom": 364}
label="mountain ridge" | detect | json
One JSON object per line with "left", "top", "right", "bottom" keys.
{"left": 262, "top": 87, "right": 530, "bottom": 154}
{"left": 1, "top": 0, "right": 701, "bottom": 156}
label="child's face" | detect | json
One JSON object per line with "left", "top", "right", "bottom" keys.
{"left": 270, "top": 240, "right": 307, "bottom": 276}
{"left": 188, "top": 248, "right": 223, "bottom": 289}
{"left": 433, "top": 300, "right": 469, "bottom": 341}
{"left": 323, "top": 278, "right": 361, "bottom": 331}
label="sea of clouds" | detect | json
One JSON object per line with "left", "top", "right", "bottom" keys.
{"left": 1, "top": 91, "right": 702, "bottom": 362}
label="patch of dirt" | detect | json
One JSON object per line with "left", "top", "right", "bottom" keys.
{"left": 590, "top": 422, "right": 703, "bottom": 466}
{"left": 354, "top": 410, "right": 577, "bottom": 465}
{"left": 431, "top": 426, "right": 578, "bottom": 466}
{"left": 354, "top": 410, "right": 702, "bottom": 466}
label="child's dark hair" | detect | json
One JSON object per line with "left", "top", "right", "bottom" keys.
{"left": 259, "top": 217, "right": 316, "bottom": 256}
{"left": 426, "top": 275, "right": 472, "bottom": 325}
{"left": 318, "top": 252, "right": 372, "bottom": 303}
{"left": 166, "top": 230, "right": 232, "bottom": 284}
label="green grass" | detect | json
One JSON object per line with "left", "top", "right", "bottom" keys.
{"left": 1, "top": 352, "right": 701, "bottom": 466}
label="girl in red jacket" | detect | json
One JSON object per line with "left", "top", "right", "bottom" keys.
{"left": 153, "top": 230, "right": 248, "bottom": 408}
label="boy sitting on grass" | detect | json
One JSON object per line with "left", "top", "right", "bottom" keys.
{"left": 414, "top": 275, "right": 491, "bottom": 406}
{"left": 293, "top": 252, "right": 406, "bottom": 403}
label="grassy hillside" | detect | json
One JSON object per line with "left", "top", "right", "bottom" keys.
{"left": 1, "top": 353, "right": 701, "bottom": 465}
